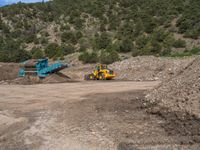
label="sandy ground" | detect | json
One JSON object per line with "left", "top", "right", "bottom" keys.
{"left": 0, "top": 81, "right": 199, "bottom": 150}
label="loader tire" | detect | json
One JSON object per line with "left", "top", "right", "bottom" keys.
{"left": 85, "top": 74, "right": 95, "bottom": 80}
{"left": 98, "top": 73, "right": 106, "bottom": 80}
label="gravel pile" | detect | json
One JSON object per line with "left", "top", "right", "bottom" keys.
{"left": 146, "top": 56, "right": 200, "bottom": 118}
{"left": 109, "top": 56, "right": 195, "bottom": 81}
{"left": 1, "top": 73, "right": 74, "bottom": 85}
{"left": 61, "top": 64, "right": 94, "bottom": 80}
{"left": 0, "top": 63, "right": 20, "bottom": 81}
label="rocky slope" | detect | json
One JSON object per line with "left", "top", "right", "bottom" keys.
{"left": 110, "top": 56, "right": 195, "bottom": 81}
{"left": 1, "top": 0, "right": 200, "bottom": 63}
{"left": 146, "top": 56, "right": 200, "bottom": 118}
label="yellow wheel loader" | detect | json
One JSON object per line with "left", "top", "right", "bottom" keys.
{"left": 84, "top": 64, "right": 116, "bottom": 80}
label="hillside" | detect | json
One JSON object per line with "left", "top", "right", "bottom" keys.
{"left": 0, "top": 0, "right": 200, "bottom": 63}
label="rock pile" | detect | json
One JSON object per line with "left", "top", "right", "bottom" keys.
{"left": 0, "top": 63, "right": 19, "bottom": 81}
{"left": 109, "top": 56, "right": 195, "bottom": 81}
{"left": 146, "top": 56, "right": 200, "bottom": 118}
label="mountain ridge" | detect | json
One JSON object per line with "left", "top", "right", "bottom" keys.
{"left": 0, "top": 0, "right": 200, "bottom": 63}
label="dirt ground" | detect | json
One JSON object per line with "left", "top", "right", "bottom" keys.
{"left": 0, "top": 81, "right": 199, "bottom": 150}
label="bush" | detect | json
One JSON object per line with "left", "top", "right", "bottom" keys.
{"left": 119, "top": 39, "right": 134, "bottom": 53}
{"left": 31, "top": 48, "right": 44, "bottom": 59}
{"left": 26, "top": 34, "right": 36, "bottom": 43}
{"left": 45, "top": 43, "right": 60, "bottom": 58}
{"left": 78, "top": 51, "right": 98, "bottom": 63}
{"left": 184, "top": 30, "right": 199, "bottom": 39}
{"left": 136, "top": 35, "right": 149, "bottom": 50}
{"left": 61, "top": 32, "right": 73, "bottom": 42}
{"left": 0, "top": 38, "right": 31, "bottom": 62}
{"left": 61, "top": 44, "right": 75, "bottom": 55}
{"left": 74, "top": 18, "right": 83, "bottom": 29}
{"left": 95, "top": 32, "right": 111, "bottom": 49}
{"left": 13, "top": 49, "right": 32, "bottom": 62}
{"left": 40, "top": 37, "right": 48, "bottom": 45}
{"left": 75, "top": 31, "right": 83, "bottom": 40}
{"left": 173, "top": 39, "right": 186, "bottom": 48}
{"left": 79, "top": 45, "right": 87, "bottom": 52}
{"left": 99, "top": 49, "right": 120, "bottom": 64}
{"left": 168, "top": 48, "right": 200, "bottom": 57}
{"left": 190, "top": 48, "right": 200, "bottom": 55}
{"left": 11, "top": 29, "right": 22, "bottom": 38}
{"left": 61, "top": 31, "right": 77, "bottom": 44}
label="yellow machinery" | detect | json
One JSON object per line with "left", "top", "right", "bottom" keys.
{"left": 85, "top": 64, "right": 116, "bottom": 80}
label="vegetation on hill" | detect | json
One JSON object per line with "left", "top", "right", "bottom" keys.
{"left": 0, "top": 0, "right": 200, "bottom": 63}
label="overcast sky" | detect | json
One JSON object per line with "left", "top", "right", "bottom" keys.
{"left": 0, "top": 0, "right": 49, "bottom": 6}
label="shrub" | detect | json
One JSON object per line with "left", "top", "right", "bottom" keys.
{"left": 119, "top": 39, "right": 134, "bottom": 53}
{"left": 74, "top": 18, "right": 83, "bottom": 29}
{"left": 95, "top": 32, "right": 111, "bottom": 49}
{"left": 26, "top": 34, "right": 36, "bottom": 43}
{"left": 12, "top": 49, "right": 32, "bottom": 62}
{"left": 61, "top": 44, "right": 75, "bottom": 55}
{"left": 136, "top": 35, "right": 149, "bottom": 50}
{"left": 79, "top": 45, "right": 87, "bottom": 52}
{"left": 184, "top": 30, "right": 199, "bottom": 39}
{"left": 78, "top": 51, "right": 98, "bottom": 63}
{"left": 40, "top": 37, "right": 48, "bottom": 45}
{"left": 61, "top": 31, "right": 77, "bottom": 44}
{"left": 190, "top": 48, "right": 200, "bottom": 54}
{"left": 99, "top": 49, "right": 120, "bottom": 64}
{"left": 45, "top": 43, "right": 60, "bottom": 58}
{"left": 31, "top": 48, "right": 44, "bottom": 59}
{"left": 75, "top": 31, "right": 83, "bottom": 40}
{"left": 173, "top": 39, "right": 186, "bottom": 48}
{"left": 61, "top": 31, "right": 74, "bottom": 42}
{"left": 11, "top": 29, "right": 22, "bottom": 38}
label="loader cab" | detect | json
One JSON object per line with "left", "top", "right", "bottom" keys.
{"left": 95, "top": 64, "right": 107, "bottom": 71}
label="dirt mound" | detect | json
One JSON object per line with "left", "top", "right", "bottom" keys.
{"left": 0, "top": 63, "right": 20, "bottom": 81}
{"left": 61, "top": 64, "right": 94, "bottom": 81}
{"left": 109, "top": 56, "right": 195, "bottom": 81}
{"left": 146, "top": 56, "right": 200, "bottom": 118}
{"left": 61, "top": 56, "right": 195, "bottom": 81}
{"left": 1, "top": 73, "right": 74, "bottom": 85}
{"left": 42, "top": 73, "right": 73, "bottom": 83}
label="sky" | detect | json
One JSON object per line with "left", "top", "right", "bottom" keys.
{"left": 0, "top": 0, "right": 49, "bottom": 6}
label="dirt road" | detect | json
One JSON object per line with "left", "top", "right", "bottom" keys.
{"left": 0, "top": 81, "right": 199, "bottom": 150}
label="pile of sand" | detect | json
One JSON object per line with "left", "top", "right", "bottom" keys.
{"left": 146, "top": 56, "right": 200, "bottom": 118}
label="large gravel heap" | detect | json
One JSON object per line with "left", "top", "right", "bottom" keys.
{"left": 0, "top": 63, "right": 19, "bottom": 81}
{"left": 146, "top": 56, "right": 200, "bottom": 118}
{"left": 109, "top": 56, "right": 195, "bottom": 81}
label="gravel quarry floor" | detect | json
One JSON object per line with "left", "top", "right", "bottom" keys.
{"left": 0, "top": 81, "right": 199, "bottom": 150}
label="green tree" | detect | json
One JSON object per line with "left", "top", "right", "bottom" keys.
{"left": 79, "top": 51, "right": 98, "bottom": 63}
{"left": 119, "top": 39, "right": 134, "bottom": 53}
{"left": 60, "top": 44, "right": 75, "bottom": 55}
{"left": 99, "top": 49, "right": 120, "bottom": 64}
{"left": 45, "top": 43, "right": 59, "bottom": 58}
{"left": 95, "top": 32, "right": 111, "bottom": 49}
{"left": 31, "top": 48, "right": 44, "bottom": 59}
